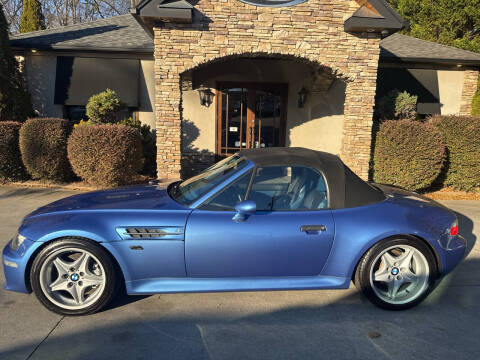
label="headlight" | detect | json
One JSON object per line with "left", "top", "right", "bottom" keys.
{"left": 10, "top": 234, "right": 27, "bottom": 251}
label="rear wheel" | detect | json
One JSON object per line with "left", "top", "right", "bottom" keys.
{"left": 31, "top": 238, "right": 120, "bottom": 316}
{"left": 354, "top": 237, "right": 437, "bottom": 310}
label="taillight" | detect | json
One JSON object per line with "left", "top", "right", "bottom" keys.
{"left": 450, "top": 224, "right": 459, "bottom": 236}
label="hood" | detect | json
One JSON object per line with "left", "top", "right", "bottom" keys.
{"left": 27, "top": 184, "right": 187, "bottom": 218}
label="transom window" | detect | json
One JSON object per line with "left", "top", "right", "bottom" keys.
{"left": 201, "top": 165, "right": 328, "bottom": 211}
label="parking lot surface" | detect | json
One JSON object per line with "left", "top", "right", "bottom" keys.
{"left": 0, "top": 186, "right": 479, "bottom": 360}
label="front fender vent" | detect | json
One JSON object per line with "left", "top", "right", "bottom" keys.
{"left": 116, "top": 227, "right": 184, "bottom": 241}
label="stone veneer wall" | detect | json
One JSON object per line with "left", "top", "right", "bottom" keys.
{"left": 459, "top": 69, "right": 480, "bottom": 116}
{"left": 154, "top": 0, "right": 382, "bottom": 180}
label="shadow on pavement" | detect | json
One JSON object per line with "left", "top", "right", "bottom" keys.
{"left": 0, "top": 187, "right": 67, "bottom": 200}
{"left": 454, "top": 210, "right": 476, "bottom": 256}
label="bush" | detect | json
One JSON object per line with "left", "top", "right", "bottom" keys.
{"left": 373, "top": 120, "right": 445, "bottom": 191}
{"left": 0, "top": 122, "right": 27, "bottom": 181}
{"left": 120, "top": 117, "right": 157, "bottom": 176}
{"left": 20, "top": 118, "right": 71, "bottom": 181}
{"left": 376, "top": 90, "right": 418, "bottom": 121}
{"left": 431, "top": 115, "right": 480, "bottom": 192}
{"left": 68, "top": 124, "right": 143, "bottom": 187}
{"left": 472, "top": 77, "right": 480, "bottom": 116}
{"left": 86, "top": 89, "right": 124, "bottom": 124}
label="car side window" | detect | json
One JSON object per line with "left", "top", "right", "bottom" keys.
{"left": 200, "top": 171, "right": 253, "bottom": 211}
{"left": 248, "top": 166, "right": 328, "bottom": 211}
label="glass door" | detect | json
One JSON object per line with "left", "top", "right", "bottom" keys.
{"left": 216, "top": 83, "right": 287, "bottom": 157}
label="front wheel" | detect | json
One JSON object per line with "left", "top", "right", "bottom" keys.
{"left": 30, "top": 238, "right": 120, "bottom": 316}
{"left": 354, "top": 237, "right": 437, "bottom": 310}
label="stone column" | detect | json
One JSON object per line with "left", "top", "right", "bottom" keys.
{"left": 459, "top": 70, "right": 479, "bottom": 116}
{"left": 340, "top": 38, "right": 381, "bottom": 181}
{"left": 154, "top": 28, "right": 183, "bottom": 180}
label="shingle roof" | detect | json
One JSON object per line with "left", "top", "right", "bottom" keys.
{"left": 10, "top": 14, "right": 153, "bottom": 53}
{"left": 10, "top": 13, "right": 480, "bottom": 66}
{"left": 380, "top": 33, "right": 480, "bottom": 65}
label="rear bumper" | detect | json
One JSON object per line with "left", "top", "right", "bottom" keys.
{"left": 440, "top": 235, "right": 467, "bottom": 276}
{"left": 2, "top": 239, "right": 42, "bottom": 293}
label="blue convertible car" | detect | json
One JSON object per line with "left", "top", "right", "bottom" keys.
{"left": 3, "top": 148, "right": 466, "bottom": 315}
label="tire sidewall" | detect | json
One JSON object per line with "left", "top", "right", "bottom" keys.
{"left": 357, "top": 237, "right": 438, "bottom": 310}
{"left": 31, "top": 238, "right": 118, "bottom": 316}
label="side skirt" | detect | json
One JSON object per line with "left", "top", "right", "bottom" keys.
{"left": 126, "top": 276, "right": 350, "bottom": 295}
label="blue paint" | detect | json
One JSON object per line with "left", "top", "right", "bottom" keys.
{"left": 2, "top": 162, "right": 467, "bottom": 298}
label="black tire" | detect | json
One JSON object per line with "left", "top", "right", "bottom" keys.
{"left": 30, "top": 238, "right": 120, "bottom": 316}
{"left": 354, "top": 237, "right": 438, "bottom": 310}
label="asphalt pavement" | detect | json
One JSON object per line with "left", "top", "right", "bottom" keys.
{"left": 0, "top": 186, "right": 479, "bottom": 360}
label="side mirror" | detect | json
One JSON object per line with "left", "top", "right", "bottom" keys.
{"left": 233, "top": 200, "right": 256, "bottom": 222}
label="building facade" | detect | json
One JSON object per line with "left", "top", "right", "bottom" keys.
{"left": 10, "top": 1, "right": 480, "bottom": 181}
{"left": 142, "top": 0, "right": 405, "bottom": 179}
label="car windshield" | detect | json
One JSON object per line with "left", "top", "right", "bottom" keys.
{"left": 169, "top": 155, "right": 248, "bottom": 206}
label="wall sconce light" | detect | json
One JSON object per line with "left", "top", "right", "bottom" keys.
{"left": 298, "top": 87, "right": 309, "bottom": 108}
{"left": 198, "top": 85, "right": 215, "bottom": 107}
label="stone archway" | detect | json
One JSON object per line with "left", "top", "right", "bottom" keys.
{"left": 153, "top": 0, "right": 382, "bottom": 180}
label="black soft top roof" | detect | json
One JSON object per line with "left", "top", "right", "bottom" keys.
{"left": 238, "top": 148, "right": 385, "bottom": 209}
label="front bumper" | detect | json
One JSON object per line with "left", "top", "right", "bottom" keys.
{"left": 2, "top": 239, "right": 43, "bottom": 293}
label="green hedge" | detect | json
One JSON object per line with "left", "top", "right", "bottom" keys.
{"left": 472, "top": 77, "right": 480, "bottom": 116}
{"left": 68, "top": 124, "right": 143, "bottom": 187}
{"left": 373, "top": 120, "right": 445, "bottom": 191}
{"left": 0, "top": 122, "right": 27, "bottom": 181}
{"left": 431, "top": 115, "right": 480, "bottom": 191}
{"left": 19, "top": 118, "right": 71, "bottom": 181}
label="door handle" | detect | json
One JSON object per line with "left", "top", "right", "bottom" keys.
{"left": 301, "top": 225, "right": 327, "bottom": 234}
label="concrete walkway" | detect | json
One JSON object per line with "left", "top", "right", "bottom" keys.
{"left": 0, "top": 187, "right": 478, "bottom": 360}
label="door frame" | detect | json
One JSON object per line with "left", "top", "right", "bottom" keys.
{"left": 215, "top": 82, "right": 288, "bottom": 157}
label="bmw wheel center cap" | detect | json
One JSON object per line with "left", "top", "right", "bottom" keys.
{"left": 391, "top": 268, "right": 400, "bottom": 276}
{"left": 71, "top": 273, "right": 80, "bottom": 282}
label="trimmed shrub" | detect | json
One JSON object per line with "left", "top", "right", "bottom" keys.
{"left": 376, "top": 90, "right": 418, "bottom": 121}
{"left": 120, "top": 117, "right": 157, "bottom": 176}
{"left": 19, "top": 118, "right": 71, "bottom": 181}
{"left": 68, "top": 124, "right": 143, "bottom": 187}
{"left": 86, "top": 89, "right": 124, "bottom": 124}
{"left": 431, "top": 115, "right": 480, "bottom": 192}
{"left": 373, "top": 120, "right": 445, "bottom": 191}
{"left": 472, "top": 77, "right": 480, "bottom": 116}
{"left": 0, "top": 122, "right": 27, "bottom": 181}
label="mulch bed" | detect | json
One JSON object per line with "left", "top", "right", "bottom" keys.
{"left": 1, "top": 175, "right": 157, "bottom": 192}
{"left": 423, "top": 188, "right": 480, "bottom": 201}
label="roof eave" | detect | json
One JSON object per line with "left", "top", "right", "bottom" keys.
{"left": 133, "top": 0, "right": 193, "bottom": 23}
{"left": 10, "top": 44, "right": 154, "bottom": 55}
{"left": 380, "top": 56, "right": 480, "bottom": 67}
{"left": 344, "top": 16, "right": 406, "bottom": 34}
{"left": 344, "top": 0, "right": 407, "bottom": 34}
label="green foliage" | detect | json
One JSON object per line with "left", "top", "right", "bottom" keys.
{"left": 68, "top": 124, "right": 143, "bottom": 187}
{"left": 0, "top": 122, "right": 28, "bottom": 181}
{"left": 120, "top": 117, "right": 157, "bottom": 176}
{"left": 19, "top": 118, "right": 72, "bottom": 181}
{"left": 472, "top": 77, "right": 480, "bottom": 116}
{"left": 373, "top": 120, "right": 445, "bottom": 191}
{"left": 376, "top": 90, "right": 418, "bottom": 120}
{"left": 86, "top": 89, "right": 124, "bottom": 124}
{"left": 20, "top": 0, "right": 45, "bottom": 33}
{"left": 0, "top": 4, "right": 34, "bottom": 122}
{"left": 388, "top": 0, "right": 480, "bottom": 53}
{"left": 431, "top": 115, "right": 480, "bottom": 192}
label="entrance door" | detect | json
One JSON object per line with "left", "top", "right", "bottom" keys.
{"left": 216, "top": 83, "right": 288, "bottom": 157}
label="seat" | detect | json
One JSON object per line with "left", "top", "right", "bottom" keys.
{"left": 302, "top": 189, "right": 327, "bottom": 210}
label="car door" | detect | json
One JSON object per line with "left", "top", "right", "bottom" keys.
{"left": 185, "top": 165, "right": 335, "bottom": 278}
